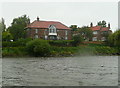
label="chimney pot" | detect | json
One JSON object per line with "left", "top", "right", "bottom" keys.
{"left": 37, "top": 16, "right": 39, "bottom": 21}
{"left": 108, "top": 23, "right": 110, "bottom": 28}
{"left": 90, "top": 22, "right": 93, "bottom": 27}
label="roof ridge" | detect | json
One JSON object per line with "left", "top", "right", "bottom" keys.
{"left": 59, "top": 22, "right": 70, "bottom": 29}
{"left": 34, "top": 20, "right": 60, "bottom": 23}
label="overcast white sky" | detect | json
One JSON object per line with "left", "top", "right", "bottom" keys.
{"left": 0, "top": 1, "right": 119, "bottom": 32}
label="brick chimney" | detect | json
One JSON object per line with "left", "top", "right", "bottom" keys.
{"left": 108, "top": 23, "right": 110, "bottom": 29}
{"left": 37, "top": 16, "right": 39, "bottom": 21}
{"left": 90, "top": 22, "right": 93, "bottom": 27}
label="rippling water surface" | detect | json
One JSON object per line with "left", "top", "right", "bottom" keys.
{"left": 2, "top": 56, "right": 118, "bottom": 86}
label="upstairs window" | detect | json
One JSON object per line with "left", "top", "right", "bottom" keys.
{"left": 49, "top": 25, "right": 56, "bottom": 33}
{"left": 93, "top": 31, "right": 98, "bottom": 34}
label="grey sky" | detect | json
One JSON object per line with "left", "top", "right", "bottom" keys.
{"left": 1, "top": 2, "right": 118, "bottom": 32}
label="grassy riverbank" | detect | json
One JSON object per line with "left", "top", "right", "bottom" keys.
{"left": 2, "top": 39, "right": 120, "bottom": 57}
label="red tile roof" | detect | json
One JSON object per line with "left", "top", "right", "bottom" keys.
{"left": 100, "top": 27, "right": 109, "bottom": 31}
{"left": 90, "top": 26, "right": 101, "bottom": 31}
{"left": 27, "top": 20, "right": 71, "bottom": 30}
{"left": 90, "top": 26, "right": 110, "bottom": 31}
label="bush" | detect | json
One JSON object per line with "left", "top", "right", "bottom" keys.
{"left": 17, "top": 38, "right": 33, "bottom": 46}
{"left": 26, "top": 39, "right": 51, "bottom": 56}
{"left": 108, "top": 29, "right": 120, "bottom": 47}
{"left": 2, "top": 31, "right": 13, "bottom": 41}
{"left": 72, "top": 34, "right": 84, "bottom": 46}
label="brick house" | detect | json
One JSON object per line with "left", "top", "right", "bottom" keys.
{"left": 90, "top": 23, "right": 112, "bottom": 41}
{"left": 72, "top": 23, "right": 112, "bottom": 41}
{"left": 26, "top": 17, "right": 71, "bottom": 40}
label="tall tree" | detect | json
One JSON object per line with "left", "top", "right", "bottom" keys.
{"left": 70, "top": 25, "right": 78, "bottom": 31}
{"left": 8, "top": 15, "right": 30, "bottom": 40}
{"left": 78, "top": 26, "right": 93, "bottom": 41}
{"left": 0, "top": 18, "right": 6, "bottom": 32}
{"left": 108, "top": 29, "right": 120, "bottom": 47}
{"left": 97, "top": 20, "right": 106, "bottom": 27}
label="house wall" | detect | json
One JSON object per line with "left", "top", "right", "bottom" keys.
{"left": 92, "top": 30, "right": 102, "bottom": 41}
{"left": 92, "top": 30, "right": 112, "bottom": 41}
{"left": 26, "top": 28, "right": 72, "bottom": 40}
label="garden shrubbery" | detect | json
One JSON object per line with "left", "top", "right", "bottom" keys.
{"left": 72, "top": 34, "right": 83, "bottom": 46}
{"left": 26, "top": 39, "right": 51, "bottom": 56}
{"left": 49, "top": 40, "right": 73, "bottom": 46}
{"left": 2, "top": 38, "right": 32, "bottom": 47}
{"left": 108, "top": 30, "right": 120, "bottom": 47}
{"left": 2, "top": 37, "right": 120, "bottom": 57}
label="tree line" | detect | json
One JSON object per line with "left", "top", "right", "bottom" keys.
{"left": 1, "top": 15, "right": 30, "bottom": 41}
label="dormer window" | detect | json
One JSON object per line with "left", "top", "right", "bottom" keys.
{"left": 49, "top": 25, "right": 57, "bottom": 33}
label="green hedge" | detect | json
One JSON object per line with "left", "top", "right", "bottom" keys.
{"left": 2, "top": 38, "right": 32, "bottom": 47}
{"left": 49, "top": 40, "right": 73, "bottom": 46}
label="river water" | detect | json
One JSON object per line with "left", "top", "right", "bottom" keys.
{"left": 2, "top": 56, "right": 118, "bottom": 86}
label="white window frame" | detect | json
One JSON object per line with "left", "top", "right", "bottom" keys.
{"left": 35, "top": 35, "right": 38, "bottom": 38}
{"left": 65, "top": 30, "right": 68, "bottom": 35}
{"left": 65, "top": 36, "right": 68, "bottom": 40}
{"left": 92, "top": 37, "right": 97, "bottom": 41}
{"left": 49, "top": 25, "right": 57, "bottom": 33}
{"left": 35, "top": 29, "right": 38, "bottom": 33}
{"left": 93, "top": 31, "right": 98, "bottom": 34}
{"left": 45, "top": 35, "right": 48, "bottom": 40}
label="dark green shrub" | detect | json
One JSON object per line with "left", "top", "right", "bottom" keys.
{"left": 2, "top": 31, "right": 13, "bottom": 41}
{"left": 72, "top": 34, "right": 84, "bottom": 46}
{"left": 26, "top": 39, "right": 51, "bottom": 56}
{"left": 17, "top": 38, "right": 33, "bottom": 46}
{"left": 108, "top": 29, "right": 120, "bottom": 47}
{"left": 2, "top": 38, "right": 32, "bottom": 47}
{"left": 49, "top": 40, "right": 73, "bottom": 46}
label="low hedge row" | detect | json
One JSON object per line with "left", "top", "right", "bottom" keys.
{"left": 2, "top": 39, "right": 73, "bottom": 47}
{"left": 49, "top": 40, "right": 73, "bottom": 46}
{"left": 2, "top": 38, "right": 32, "bottom": 47}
